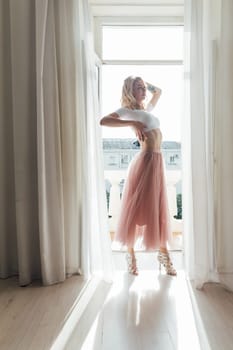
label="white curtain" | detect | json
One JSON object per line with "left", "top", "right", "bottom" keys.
{"left": 183, "top": 0, "right": 233, "bottom": 290}
{"left": 78, "top": 1, "right": 113, "bottom": 281}
{"left": 0, "top": 0, "right": 112, "bottom": 286}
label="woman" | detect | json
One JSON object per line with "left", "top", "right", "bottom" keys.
{"left": 100, "top": 76, "right": 176, "bottom": 276}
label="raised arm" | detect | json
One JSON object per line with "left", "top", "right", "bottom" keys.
{"left": 146, "top": 82, "right": 162, "bottom": 110}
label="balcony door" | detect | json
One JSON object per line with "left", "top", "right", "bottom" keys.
{"left": 99, "top": 25, "right": 184, "bottom": 251}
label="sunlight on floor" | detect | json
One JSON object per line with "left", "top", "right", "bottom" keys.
{"left": 185, "top": 280, "right": 212, "bottom": 350}
{"left": 80, "top": 315, "right": 101, "bottom": 350}
{"left": 79, "top": 270, "right": 211, "bottom": 350}
{"left": 174, "top": 272, "right": 202, "bottom": 349}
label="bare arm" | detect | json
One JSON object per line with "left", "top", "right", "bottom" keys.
{"left": 146, "top": 82, "right": 162, "bottom": 109}
{"left": 100, "top": 113, "right": 133, "bottom": 127}
{"left": 99, "top": 112, "right": 146, "bottom": 141}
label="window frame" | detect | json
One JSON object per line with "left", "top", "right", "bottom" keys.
{"left": 93, "top": 16, "right": 184, "bottom": 62}
{"left": 93, "top": 17, "right": 184, "bottom": 116}
{"left": 93, "top": 15, "right": 184, "bottom": 247}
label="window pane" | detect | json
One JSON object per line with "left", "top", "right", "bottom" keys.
{"left": 102, "top": 26, "right": 183, "bottom": 60}
{"left": 101, "top": 65, "right": 183, "bottom": 142}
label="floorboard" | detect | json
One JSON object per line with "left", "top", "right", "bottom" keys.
{"left": 1, "top": 252, "right": 233, "bottom": 350}
{"left": 66, "top": 252, "right": 233, "bottom": 350}
{"left": 0, "top": 275, "right": 87, "bottom": 350}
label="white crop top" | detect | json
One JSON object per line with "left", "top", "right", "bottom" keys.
{"left": 115, "top": 106, "right": 160, "bottom": 132}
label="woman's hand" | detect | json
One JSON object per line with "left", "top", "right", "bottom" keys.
{"left": 131, "top": 121, "right": 147, "bottom": 141}
{"left": 145, "top": 82, "right": 162, "bottom": 109}
{"left": 146, "top": 82, "right": 157, "bottom": 93}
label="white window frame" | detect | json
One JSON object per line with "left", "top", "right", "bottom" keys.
{"left": 94, "top": 14, "right": 184, "bottom": 247}
{"left": 93, "top": 16, "right": 184, "bottom": 62}
{"left": 93, "top": 16, "right": 184, "bottom": 116}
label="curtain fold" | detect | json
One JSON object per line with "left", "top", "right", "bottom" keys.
{"left": 2, "top": 0, "right": 41, "bottom": 284}
{"left": 0, "top": 0, "right": 18, "bottom": 278}
{"left": 184, "top": 0, "right": 233, "bottom": 290}
{"left": 0, "top": 0, "right": 113, "bottom": 286}
{"left": 79, "top": 1, "right": 113, "bottom": 281}
{"left": 37, "top": 0, "right": 67, "bottom": 285}
{"left": 215, "top": 0, "right": 233, "bottom": 290}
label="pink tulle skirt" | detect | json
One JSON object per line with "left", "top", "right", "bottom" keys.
{"left": 114, "top": 150, "right": 172, "bottom": 250}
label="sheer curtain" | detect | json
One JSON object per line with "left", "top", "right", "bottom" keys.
{"left": 183, "top": 0, "right": 233, "bottom": 290}
{"left": 78, "top": 1, "right": 113, "bottom": 281}
{"left": 0, "top": 0, "right": 112, "bottom": 286}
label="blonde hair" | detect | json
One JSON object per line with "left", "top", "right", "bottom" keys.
{"left": 121, "top": 76, "right": 145, "bottom": 110}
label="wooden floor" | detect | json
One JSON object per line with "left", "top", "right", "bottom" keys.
{"left": 0, "top": 275, "right": 88, "bottom": 350}
{"left": 1, "top": 252, "right": 233, "bottom": 350}
{"left": 66, "top": 252, "right": 233, "bottom": 350}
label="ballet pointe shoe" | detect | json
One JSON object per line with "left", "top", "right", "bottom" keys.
{"left": 126, "top": 253, "right": 138, "bottom": 275}
{"left": 157, "top": 250, "right": 177, "bottom": 276}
